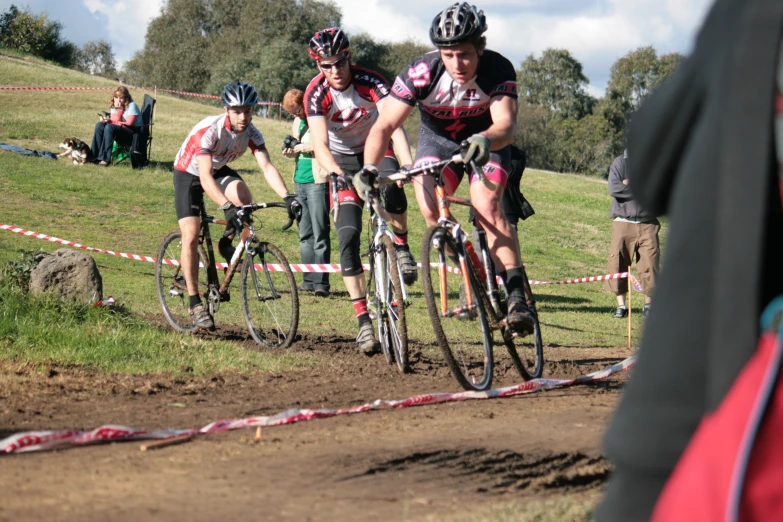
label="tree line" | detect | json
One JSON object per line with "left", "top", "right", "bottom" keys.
{"left": 0, "top": 1, "right": 683, "bottom": 177}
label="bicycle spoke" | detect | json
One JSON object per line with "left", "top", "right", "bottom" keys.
{"left": 156, "top": 231, "right": 208, "bottom": 332}
{"left": 421, "top": 226, "right": 493, "bottom": 390}
{"left": 241, "top": 242, "right": 299, "bottom": 349}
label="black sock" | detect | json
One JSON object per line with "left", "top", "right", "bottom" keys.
{"left": 501, "top": 267, "right": 526, "bottom": 301}
{"left": 357, "top": 313, "right": 371, "bottom": 328}
{"left": 189, "top": 294, "right": 202, "bottom": 308}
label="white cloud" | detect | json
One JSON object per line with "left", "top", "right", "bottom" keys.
{"left": 82, "top": 0, "right": 164, "bottom": 65}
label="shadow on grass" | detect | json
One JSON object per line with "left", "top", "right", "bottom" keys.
{"left": 533, "top": 294, "right": 591, "bottom": 305}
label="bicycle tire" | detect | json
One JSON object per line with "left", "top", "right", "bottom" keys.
{"left": 240, "top": 241, "right": 299, "bottom": 349}
{"left": 504, "top": 271, "right": 544, "bottom": 380}
{"left": 155, "top": 230, "right": 209, "bottom": 333}
{"left": 367, "top": 247, "right": 393, "bottom": 366}
{"left": 379, "top": 235, "right": 408, "bottom": 373}
{"left": 421, "top": 225, "right": 494, "bottom": 391}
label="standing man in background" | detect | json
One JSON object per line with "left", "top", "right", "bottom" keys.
{"left": 605, "top": 149, "right": 659, "bottom": 319}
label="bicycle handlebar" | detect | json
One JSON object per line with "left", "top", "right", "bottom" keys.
{"left": 374, "top": 143, "right": 496, "bottom": 191}
{"left": 235, "top": 202, "right": 294, "bottom": 231}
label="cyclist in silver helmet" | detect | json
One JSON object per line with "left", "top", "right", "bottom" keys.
{"left": 358, "top": 2, "right": 535, "bottom": 336}
{"left": 172, "top": 81, "right": 301, "bottom": 330}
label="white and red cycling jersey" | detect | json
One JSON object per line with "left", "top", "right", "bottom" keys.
{"left": 173, "top": 113, "right": 267, "bottom": 175}
{"left": 304, "top": 66, "right": 390, "bottom": 155}
{"left": 391, "top": 50, "right": 518, "bottom": 143}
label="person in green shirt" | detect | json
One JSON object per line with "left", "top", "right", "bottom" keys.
{"left": 283, "top": 89, "right": 330, "bottom": 297}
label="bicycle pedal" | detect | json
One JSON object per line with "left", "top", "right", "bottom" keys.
{"left": 220, "top": 291, "right": 230, "bottom": 303}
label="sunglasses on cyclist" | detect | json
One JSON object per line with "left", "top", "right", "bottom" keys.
{"left": 319, "top": 55, "right": 350, "bottom": 72}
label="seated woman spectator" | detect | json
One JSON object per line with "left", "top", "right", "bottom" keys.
{"left": 282, "top": 88, "right": 330, "bottom": 297}
{"left": 91, "top": 86, "right": 141, "bottom": 166}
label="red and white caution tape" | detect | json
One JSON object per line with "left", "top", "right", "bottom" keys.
{"left": 0, "top": 85, "right": 281, "bottom": 106}
{"left": 0, "top": 223, "right": 645, "bottom": 290}
{"left": 0, "top": 354, "right": 635, "bottom": 454}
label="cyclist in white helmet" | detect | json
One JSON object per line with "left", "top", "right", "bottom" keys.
{"left": 173, "top": 81, "right": 302, "bottom": 330}
{"left": 357, "top": 2, "right": 535, "bottom": 336}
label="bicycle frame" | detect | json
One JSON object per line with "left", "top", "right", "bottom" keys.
{"left": 367, "top": 204, "right": 409, "bottom": 308}
{"left": 169, "top": 201, "right": 286, "bottom": 316}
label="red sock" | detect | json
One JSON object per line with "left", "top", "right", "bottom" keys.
{"left": 394, "top": 231, "right": 408, "bottom": 246}
{"left": 352, "top": 297, "right": 369, "bottom": 317}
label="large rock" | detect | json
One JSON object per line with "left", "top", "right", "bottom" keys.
{"left": 29, "top": 249, "right": 103, "bottom": 304}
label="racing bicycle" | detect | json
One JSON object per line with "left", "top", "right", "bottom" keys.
{"left": 373, "top": 150, "right": 544, "bottom": 391}
{"left": 331, "top": 174, "right": 409, "bottom": 372}
{"left": 155, "top": 199, "right": 299, "bottom": 349}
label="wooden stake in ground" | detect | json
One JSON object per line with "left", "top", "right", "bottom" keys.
{"left": 140, "top": 434, "right": 193, "bottom": 452}
{"left": 254, "top": 427, "right": 262, "bottom": 443}
{"left": 627, "top": 278, "right": 632, "bottom": 351}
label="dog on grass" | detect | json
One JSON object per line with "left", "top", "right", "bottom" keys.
{"left": 58, "top": 137, "right": 93, "bottom": 165}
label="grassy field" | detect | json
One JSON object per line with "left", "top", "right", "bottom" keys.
{"left": 0, "top": 51, "right": 664, "bottom": 376}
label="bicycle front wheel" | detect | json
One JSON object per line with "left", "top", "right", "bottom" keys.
{"left": 504, "top": 271, "right": 544, "bottom": 380}
{"left": 240, "top": 241, "right": 299, "bottom": 349}
{"left": 379, "top": 235, "right": 408, "bottom": 373}
{"left": 155, "top": 231, "right": 208, "bottom": 332}
{"left": 421, "top": 225, "right": 494, "bottom": 391}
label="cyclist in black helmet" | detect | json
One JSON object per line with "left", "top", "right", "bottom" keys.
{"left": 304, "top": 27, "right": 416, "bottom": 355}
{"left": 172, "top": 81, "right": 302, "bottom": 330}
{"left": 357, "top": 2, "right": 535, "bottom": 337}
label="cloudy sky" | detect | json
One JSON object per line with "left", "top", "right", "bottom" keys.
{"left": 1, "top": 0, "right": 714, "bottom": 96}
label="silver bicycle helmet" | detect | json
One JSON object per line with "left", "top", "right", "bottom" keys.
{"left": 221, "top": 81, "right": 258, "bottom": 107}
{"left": 429, "top": 3, "right": 487, "bottom": 47}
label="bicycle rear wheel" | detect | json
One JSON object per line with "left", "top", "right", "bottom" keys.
{"left": 240, "top": 240, "right": 299, "bottom": 349}
{"left": 504, "top": 271, "right": 544, "bottom": 380}
{"left": 155, "top": 231, "right": 208, "bottom": 332}
{"left": 378, "top": 235, "right": 408, "bottom": 373}
{"left": 421, "top": 225, "right": 494, "bottom": 391}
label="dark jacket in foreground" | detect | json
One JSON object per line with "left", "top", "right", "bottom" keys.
{"left": 596, "top": 0, "right": 783, "bottom": 520}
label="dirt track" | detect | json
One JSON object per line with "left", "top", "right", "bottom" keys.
{"left": 0, "top": 329, "right": 628, "bottom": 521}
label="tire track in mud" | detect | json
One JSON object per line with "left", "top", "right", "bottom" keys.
{"left": 348, "top": 448, "right": 610, "bottom": 495}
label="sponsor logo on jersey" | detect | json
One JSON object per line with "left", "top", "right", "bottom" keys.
{"left": 425, "top": 104, "right": 489, "bottom": 119}
{"left": 494, "top": 81, "right": 518, "bottom": 95}
{"left": 392, "top": 79, "right": 415, "bottom": 101}
{"left": 445, "top": 119, "right": 467, "bottom": 140}
{"left": 408, "top": 62, "right": 432, "bottom": 88}
{"left": 355, "top": 73, "right": 389, "bottom": 96}
{"left": 330, "top": 107, "right": 370, "bottom": 125}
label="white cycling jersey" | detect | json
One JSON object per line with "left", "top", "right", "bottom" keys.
{"left": 174, "top": 113, "right": 266, "bottom": 175}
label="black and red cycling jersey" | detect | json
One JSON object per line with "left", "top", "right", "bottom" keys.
{"left": 391, "top": 49, "right": 518, "bottom": 142}
{"left": 304, "top": 65, "right": 391, "bottom": 155}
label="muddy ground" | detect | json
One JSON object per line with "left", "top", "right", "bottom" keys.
{"left": 0, "top": 326, "right": 630, "bottom": 522}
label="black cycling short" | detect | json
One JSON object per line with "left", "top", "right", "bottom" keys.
{"left": 330, "top": 151, "right": 408, "bottom": 277}
{"left": 414, "top": 127, "right": 511, "bottom": 194}
{"left": 173, "top": 165, "right": 244, "bottom": 220}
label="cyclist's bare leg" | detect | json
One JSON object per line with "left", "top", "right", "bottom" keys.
{"left": 387, "top": 210, "right": 407, "bottom": 236}
{"left": 469, "top": 180, "right": 520, "bottom": 270}
{"left": 413, "top": 174, "right": 459, "bottom": 228}
{"left": 344, "top": 274, "right": 366, "bottom": 300}
{"left": 178, "top": 216, "right": 201, "bottom": 296}
{"left": 223, "top": 180, "right": 253, "bottom": 207}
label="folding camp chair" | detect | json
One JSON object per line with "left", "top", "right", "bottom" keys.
{"left": 113, "top": 94, "right": 156, "bottom": 169}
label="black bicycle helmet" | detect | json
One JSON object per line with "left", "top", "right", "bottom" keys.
{"left": 221, "top": 81, "right": 258, "bottom": 107}
{"left": 309, "top": 27, "right": 350, "bottom": 60}
{"left": 429, "top": 3, "right": 487, "bottom": 47}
